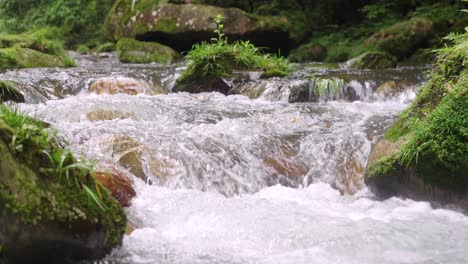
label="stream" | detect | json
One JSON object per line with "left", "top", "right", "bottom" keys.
{"left": 2, "top": 53, "right": 468, "bottom": 264}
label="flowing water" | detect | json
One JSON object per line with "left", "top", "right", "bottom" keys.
{"left": 2, "top": 53, "right": 468, "bottom": 264}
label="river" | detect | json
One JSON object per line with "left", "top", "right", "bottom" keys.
{"left": 2, "top": 53, "right": 468, "bottom": 264}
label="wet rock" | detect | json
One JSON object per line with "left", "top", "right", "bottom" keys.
{"left": 116, "top": 38, "right": 179, "bottom": 64}
{"left": 89, "top": 76, "right": 162, "bottom": 95}
{"left": 288, "top": 80, "right": 312, "bottom": 103}
{"left": 364, "top": 18, "right": 433, "bottom": 60}
{"left": 288, "top": 43, "right": 327, "bottom": 62}
{"left": 0, "top": 47, "right": 73, "bottom": 69}
{"left": 173, "top": 76, "right": 231, "bottom": 94}
{"left": 0, "top": 80, "right": 24, "bottom": 103}
{"left": 102, "top": 134, "right": 177, "bottom": 182}
{"left": 104, "top": 2, "right": 293, "bottom": 54}
{"left": 95, "top": 168, "right": 136, "bottom": 207}
{"left": 345, "top": 52, "right": 397, "bottom": 70}
{"left": 375, "top": 81, "right": 412, "bottom": 97}
{"left": 230, "top": 81, "right": 267, "bottom": 99}
{"left": 87, "top": 109, "right": 135, "bottom": 121}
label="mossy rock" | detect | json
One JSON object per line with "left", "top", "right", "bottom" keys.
{"left": 95, "top": 42, "right": 116, "bottom": 53}
{"left": 364, "top": 18, "right": 433, "bottom": 60}
{"left": 0, "top": 118, "right": 126, "bottom": 263}
{"left": 104, "top": 2, "right": 293, "bottom": 54}
{"left": 288, "top": 43, "right": 327, "bottom": 62}
{"left": 173, "top": 76, "right": 230, "bottom": 94}
{"left": 365, "top": 31, "right": 468, "bottom": 211}
{"left": 0, "top": 47, "right": 75, "bottom": 69}
{"left": 0, "top": 81, "right": 24, "bottom": 103}
{"left": 345, "top": 52, "right": 397, "bottom": 70}
{"left": 116, "top": 38, "right": 179, "bottom": 64}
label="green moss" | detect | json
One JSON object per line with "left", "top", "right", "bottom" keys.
{"left": 116, "top": 38, "right": 179, "bottom": 64}
{"left": 366, "top": 156, "right": 398, "bottom": 179}
{"left": 346, "top": 52, "right": 397, "bottom": 70}
{"left": 151, "top": 18, "right": 179, "bottom": 34}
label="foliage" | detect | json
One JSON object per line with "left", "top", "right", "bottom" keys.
{"left": 0, "top": 0, "right": 115, "bottom": 47}
{"left": 179, "top": 15, "right": 291, "bottom": 83}
{"left": 0, "top": 80, "right": 24, "bottom": 103}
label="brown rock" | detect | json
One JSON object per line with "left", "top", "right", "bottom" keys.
{"left": 95, "top": 168, "right": 136, "bottom": 207}
{"left": 89, "top": 76, "right": 162, "bottom": 95}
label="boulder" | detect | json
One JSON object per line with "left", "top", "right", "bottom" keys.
{"left": 0, "top": 47, "right": 74, "bottom": 69}
{"left": 0, "top": 80, "right": 24, "bottom": 103}
{"left": 95, "top": 168, "right": 136, "bottom": 207}
{"left": 364, "top": 18, "right": 433, "bottom": 60}
{"left": 89, "top": 76, "right": 162, "bottom": 95}
{"left": 116, "top": 38, "right": 179, "bottom": 64}
{"left": 0, "top": 120, "right": 126, "bottom": 264}
{"left": 104, "top": 2, "right": 293, "bottom": 54}
{"left": 345, "top": 52, "right": 397, "bottom": 70}
{"left": 375, "top": 80, "right": 413, "bottom": 97}
{"left": 288, "top": 43, "right": 327, "bottom": 62}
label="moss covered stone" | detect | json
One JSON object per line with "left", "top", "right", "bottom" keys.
{"left": 288, "top": 43, "right": 327, "bottom": 62}
{"left": 0, "top": 81, "right": 24, "bottom": 103}
{"left": 0, "top": 47, "right": 75, "bottom": 69}
{"left": 104, "top": 2, "right": 293, "bottom": 53}
{"left": 0, "top": 111, "right": 126, "bottom": 263}
{"left": 95, "top": 42, "right": 116, "bottom": 53}
{"left": 116, "top": 38, "right": 179, "bottom": 64}
{"left": 365, "top": 30, "right": 468, "bottom": 212}
{"left": 345, "top": 51, "right": 397, "bottom": 70}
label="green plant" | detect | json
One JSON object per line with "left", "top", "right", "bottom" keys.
{"left": 178, "top": 15, "right": 291, "bottom": 83}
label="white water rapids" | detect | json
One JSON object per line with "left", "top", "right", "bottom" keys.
{"left": 3, "top": 54, "right": 468, "bottom": 263}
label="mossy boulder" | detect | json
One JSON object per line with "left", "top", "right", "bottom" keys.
{"left": 364, "top": 18, "right": 433, "bottom": 60}
{"left": 0, "top": 47, "right": 74, "bottom": 69}
{"left": 288, "top": 43, "right": 327, "bottom": 62}
{"left": 116, "top": 38, "right": 179, "bottom": 64}
{"left": 95, "top": 42, "right": 116, "bottom": 53}
{"left": 0, "top": 81, "right": 24, "bottom": 103}
{"left": 345, "top": 52, "right": 397, "bottom": 70}
{"left": 365, "top": 31, "right": 468, "bottom": 212}
{"left": 104, "top": 1, "right": 293, "bottom": 54}
{"left": 0, "top": 116, "right": 126, "bottom": 263}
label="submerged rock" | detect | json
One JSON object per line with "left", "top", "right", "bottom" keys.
{"left": 345, "top": 52, "right": 397, "bottom": 70}
{"left": 87, "top": 109, "right": 135, "bottom": 121}
{"left": 104, "top": 2, "right": 293, "bottom": 54}
{"left": 0, "top": 80, "right": 24, "bottom": 103}
{"left": 0, "top": 119, "right": 126, "bottom": 263}
{"left": 89, "top": 76, "right": 162, "bottom": 95}
{"left": 116, "top": 38, "right": 179, "bottom": 64}
{"left": 0, "top": 47, "right": 73, "bottom": 69}
{"left": 95, "top": 168, "right": 136, "bottom": 207}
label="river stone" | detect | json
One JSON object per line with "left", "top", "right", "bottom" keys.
{"left": 173, "top": 76, "right": 231, "bottom": 94}
{"left": 95, "top": 168, "right": 136, "bottom": 207}
{"left": 375, "top": 80, "right": 412, "bottom": 97}
{"left": 345, "top": 52, "right": 397, "bottom": 70}
{"left": 104, "top": 2, "right": 293, "bottom": 54}
{"left": 288, "top": 43, "right": 327, "bottom": 62}
{"left": 89, "top": 76, "right": 162, "bottom": 95}
{"left": 116, "top": 38, "right": 179, "bottom": 64}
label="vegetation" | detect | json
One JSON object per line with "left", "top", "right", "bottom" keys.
{"left": 0, "top": 81, "right": 24, "bottom": 103}
{"left": 178, "top": 15, "right": 291, "bottom": 85}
